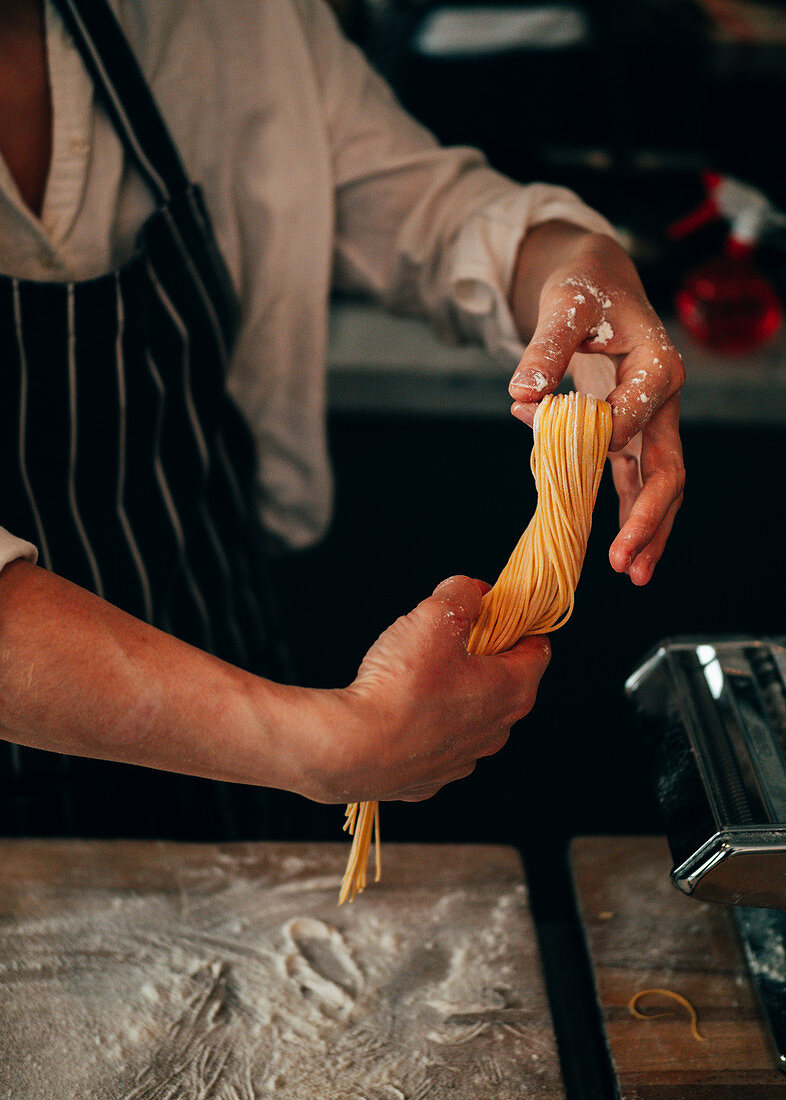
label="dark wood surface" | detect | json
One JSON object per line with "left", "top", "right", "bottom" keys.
{"left": 0, "top": 840, "right": 565, "bottom": 1099}
{"left": 571, "top": 835, "right": 786, "bottom": 1099}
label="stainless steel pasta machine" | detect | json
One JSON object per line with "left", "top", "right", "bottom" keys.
{"left": 627, "top": 636, "right": 786, "bottom": 1071}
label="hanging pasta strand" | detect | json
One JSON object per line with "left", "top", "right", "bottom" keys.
{"left": 339, "top": 799, "right": 380, "bottom": 905}
{"left": 339, "top": 391, "right": 613, "bottom": 904}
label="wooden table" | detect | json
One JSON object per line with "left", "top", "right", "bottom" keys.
{"left": 571, "top": 836, "right": 786, "bottom": 1099}
{"left": 0, "top": 840, "right": 564, "bottom": 1099}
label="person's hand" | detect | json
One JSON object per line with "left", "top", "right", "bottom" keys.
{"left": 508, "top": 225, "right": 685, "bottom": 586}
{"left": 322, "top": 575, "right": 550, "bottom": 803}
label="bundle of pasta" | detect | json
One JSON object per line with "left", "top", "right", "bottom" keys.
{"left": 339, "top": 391, "right": 613, "bottom": 904}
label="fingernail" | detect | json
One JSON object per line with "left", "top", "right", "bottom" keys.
{"left": 512, "top": 405, "right": 539, "bottom": 431}
{"left": 510, "top": 368, "right": 551, "bottom": 394}
{"left": 612, "top": 530, "right": 641, "bottom": 570}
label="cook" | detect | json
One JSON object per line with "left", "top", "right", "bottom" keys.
{"left": 0, "top": 0, "right": 684, "bottom": 832}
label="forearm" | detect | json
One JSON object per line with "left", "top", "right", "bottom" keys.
{"left": 0, "top": 565, "right": 556, "bottom": 809}
{"left": 0, "top": 561, "right": 345, "bottom": 799}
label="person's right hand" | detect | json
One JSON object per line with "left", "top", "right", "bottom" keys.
{"left": 320, "top": 575, "right": 551, "bottom": 804}
{"left": 0, "top": 564, "right": 547, "bottom": 808}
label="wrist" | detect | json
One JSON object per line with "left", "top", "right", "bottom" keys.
{"left": 244, "top": 678, "right": 379, "bottom": 804}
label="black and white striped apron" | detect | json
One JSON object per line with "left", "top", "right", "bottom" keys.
{"left": 0, "top": 0, "right": 295, "bottom": 841}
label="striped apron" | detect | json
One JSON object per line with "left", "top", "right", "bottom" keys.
{"left": 0, "top": 0, "right": 294, "bottom": 840}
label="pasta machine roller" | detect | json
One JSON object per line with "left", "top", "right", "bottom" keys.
{"left": 627, "top": 636, "right": 786, "bottom": 1072}
{"left": 627, "top": 635, "right": 786, "bottom": 909}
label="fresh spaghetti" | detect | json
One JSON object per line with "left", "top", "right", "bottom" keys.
{"left": 339, "top": 391, "right": 613, "bottom": 904}
{"left": 628, "top": 988, "right": 705, "bottom": 1042}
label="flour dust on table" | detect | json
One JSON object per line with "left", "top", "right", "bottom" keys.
{"left": 0, "top": 843, "right": 562, "bottom": 1100}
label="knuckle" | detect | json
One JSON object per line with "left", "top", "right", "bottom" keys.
{"left": 501, "top": 672, "right": 544, "bottom": 720}
{"left": 646, "top": 451, "right": 684, "bottom": 492}
{"left": 403, "top": 784, "right": 439, "bottom": 802}
{"left": 495, "top": 726, "right": 512, "bottom": 752}
{"left": 490, "top": 725, "right": 512, "bottom": 752}
{"left": 427, "top": 584, "right": 479, "bottom": 630}
{"left": 477, "top": 726, "right": 510, "bottom": 758}
{"left": 518, "top": 692, "right": 537, "bottom": 721}
{"left": 512, "top": 685, "right": 538, "bottom": 722}
{"left": 672, "top": 356, "right": 686, "bottom": 390}
{"left": 537, "top": 637, "right": 552, "bottom": 669}
{"left": 628, "top": 511, "right": 659, "bottom": 542}
{"left": 659, "top": 456, "right": 686, "bottom": 499}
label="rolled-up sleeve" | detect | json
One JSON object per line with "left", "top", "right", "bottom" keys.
{"left": 0, "top": 528, "right": 37, "bottom": 574}
{"left": 298, "top": 0, "right": 617, "bottom": 364}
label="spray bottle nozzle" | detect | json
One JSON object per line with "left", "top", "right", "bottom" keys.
{"left": 669, "top": 171, "right": 786, "bottom": 251}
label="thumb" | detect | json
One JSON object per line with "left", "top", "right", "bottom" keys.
{"left": 509, "top": 282, "right": 604, "bottom": 405}
{"left": 427, "top": 575, "right": 487, "bottom": 645}
{"left": 476, "top": 632, "right": 552, "bottom": 723}
{"left": 494, "top": 632, "right": 552, "bottom": 679}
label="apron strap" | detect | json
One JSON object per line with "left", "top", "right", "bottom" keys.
{"left": 51, "top": 0, "right": 190, "bottom": 205}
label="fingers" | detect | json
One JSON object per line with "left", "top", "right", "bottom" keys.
{"left": 609, "top": 396, "right": 685, "bottom": 581}
{"left": 473, "top": 634, "right": 552, "bottom": 728}
{"left": 349, "top": 581, "right": 554, "bottom": 803}
{"left": 475, "top": 725, "right": 512, "bottom": 759}
{"left": 497, "top": 634, "right": 551, "bottom": 720}
{"left": 493, "top": 633, "right": 552, "bottom": 682}
{"left": 607, "top": 338, "right": 685, "bottom": 451}
{"left": 399, "top": 786, "right": 442, "bottom": 803}
{"left": 608, "top": 451, "right": 642, "bottom": 528}
{"left": 609, "top": 468, "right": 682, "bottom": 579}
{"left": 397, "top": 760, "right": 479, "bottom": 802}
{"left": 510, "top": 400, "right": 538, "bottom": 428}
{"left": 385, "top": 633, "right": 551, "bottom": 802}
{"left": 627, "top": 496, "right": 682, "bottom": 586}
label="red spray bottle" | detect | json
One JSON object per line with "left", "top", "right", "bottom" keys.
{"left": 670, "top": 171, "right": 786, "bottom": 354}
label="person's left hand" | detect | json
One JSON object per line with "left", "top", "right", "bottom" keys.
{"left": 507, "top": 226, "right": 685, "bottom": 586}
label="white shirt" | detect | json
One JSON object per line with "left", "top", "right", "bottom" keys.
{"left": 0, "top": 0, "right": 615, "bottom": 574}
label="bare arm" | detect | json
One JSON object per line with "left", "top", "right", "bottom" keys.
{"left": 0, "top": 562, "right": 550, "bottom": 803}
{"left": 0, "top": 559, "right": 323, "bottom": 793}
